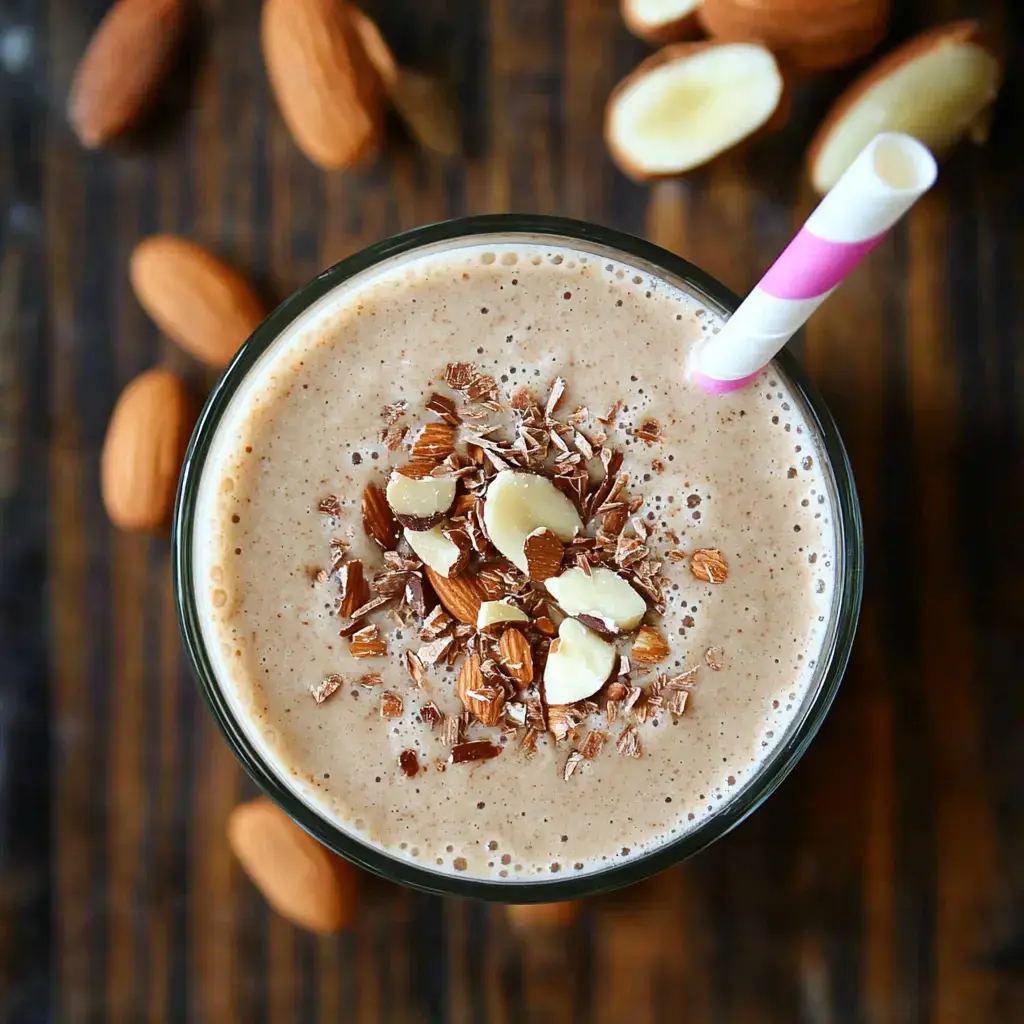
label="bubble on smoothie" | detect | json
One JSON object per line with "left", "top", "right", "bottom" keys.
{"left": 479, "top": 252, "right": 496, "bottom": 265}
{"left": 500, "top": 252, "right": 518, "bottom": 266}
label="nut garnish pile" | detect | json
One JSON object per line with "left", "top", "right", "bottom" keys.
{"left": 315, "top": 364, "right": 730, "bottom": 780}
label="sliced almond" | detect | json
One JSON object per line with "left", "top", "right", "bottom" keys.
{"left": 545, "top": 566, "right": 647, "bottom": 632}
{"left": 337, "top": 560, "right": 369, "bottom": 618}
{"left": 690, "top": 548, "right": 729, "bottom": 584}
{"left": 362, "top": 482, "right": 402, "bottom": 550}
{"left": 404, "top": 525, "right": 468, "bottom": 578}
{"left": 410, "top": 421, "right": 456, "bottom": 463}
{"left": 385, "top": 470, "right": 457, "bottom": 529}
{"left": 457, "top": 654, "right": 506, "bottom": 726}
{"left": 523, "top": 528, "right": 564, "bottom": 581}
{"left": 807, "top": 20, "right": 1001, "bottom": 193}
{"left": 349, "top": 624, "right": 387, "bottom": 658}
{"left": 543, "top": 618, "right": 617, "bottom": 706}
{"left": 476, "top": 600, "right": 529, "bottom": 632}
{"left": 622, "top": 0, "right": 702, "bottom": 45}
{"left": 482, "top": 470, "right": 582, "bottom": 573}
{"left": 631, "top": 624, "right": 670, "bottom": 663}
{"left": 605, "top": 42, "right": 784, "bottom": 180}
{"left": 424, "top": 566, "right": 486, "bottom": 625}
{"left": 499, "top": 627, "right": 534, "bottom": 688}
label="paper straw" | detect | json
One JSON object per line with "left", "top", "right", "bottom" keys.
{"left": 690, "top": 133, "right": 938, "bottom": 394}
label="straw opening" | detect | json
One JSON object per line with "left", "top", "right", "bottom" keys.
{"left": 870, "top": 134, "right": 937, "bottom": 193}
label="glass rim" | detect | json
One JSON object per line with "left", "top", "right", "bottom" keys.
{"left": 172, "top": 213, "right": 864, "bottom": 903}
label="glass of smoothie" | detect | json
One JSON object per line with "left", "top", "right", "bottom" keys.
{"left": 173, "top": 214, "right": 863, "bottom": 901}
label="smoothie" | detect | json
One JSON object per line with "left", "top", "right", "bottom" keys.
{"left": 193, "top": 237, "right": 837, "bottom": 880}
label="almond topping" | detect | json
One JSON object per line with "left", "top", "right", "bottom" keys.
{"left": 631, "top": 625, "right": 670, "bottom": 663}
{"left": 477, "top": 599, "right": 529, "bottom": 632}
{"left": 498, "top": 627, "right": 534, "bottom": 687}
{"left": 523, "top": 528, "right": 564, "bottom": 581}
{"left": 426, "top": 392, "right": 460, "bottom": 425}
{"left": 338, "top": 560, "right": 369, "bottom": 618}
{"left": 385, "top": 470, "right": 457, "bottom": 529}
{"left": 349, "top": 624, "right": 387, "bottom": 658}
{"left": 533, "top": 616, "right": 557, "bottom": 637}
{"left": 424, "top": 565, "right": 486, "bottom": 624}
{"left": 310, "top": 674, "right": 342, "bottom": 704}
{"left": 410, "top": 421, "right": 456, "bottom": 463}
{"left": 543, "top": 618, "right": 617, "bottom": 705}
{"left": 563, "top": 750, "right": 585, "bottom": 780}
{"left": 665, "top": 689, "right": 689, "bottom": 717}
{"left": 633, "top": 418, "right": 665, "bottom": 444}
{"left": 690, "top": 548, "right": 729, "bottom": 583}
{"left": 405, "top": 649, "right": 427, "bottom": 686}
{"left": 419, "top": 702, "right": 442, "bottom": 727}
{"left": 362, "top": 483, "right": 401, "bottom": 550}
{"left": 380, "top": 691, "right": 404, "bottom": 718}
{"left": 417, "top": 635, "right": 453, "bottom": 665}
{"left": 705, "top": 645, "right": 725, "bottom": 671}
{"left": 617, "top": 723, "right": 642, "bottom": 758}
{"left": 404, "top": 526, "right": 468, "bottom": 577}
{"left": 578, "top": 729, "right": 608, "bottom": 760}
{"left": 456, "top": 654, "right": 507, "bottom": 726}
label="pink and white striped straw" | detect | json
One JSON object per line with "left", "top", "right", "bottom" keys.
{"left": 690, "top": 133, "right": 938, "bottom": 394}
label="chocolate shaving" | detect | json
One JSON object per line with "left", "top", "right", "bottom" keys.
{"left": 310, "top": 674, "right": 342, "bottom": 704}
{"left": 449, "top": 740, "right": 501, "bottom": 764}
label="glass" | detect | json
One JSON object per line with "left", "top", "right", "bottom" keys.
{"left": 173, "top": 214, "right": 863, "bottom": 902}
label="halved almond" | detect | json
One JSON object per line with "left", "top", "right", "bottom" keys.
{"left": 543, "top": 618, "right": 617, "bottom": 706}
{"left": 545, "top": 566, "right": 647, "bottom": 633}
{"left": 622, "top": 0, "right": 702, "bottom": 45}
{"left": 698, "top": 0, "right": 889, "bottom": 73}
{"left": 605, "top": 42, "right": 784, "bottom": 180}
{"left": 807, "top": 20, "right": 1002, "bottom": 193}
{"left": 403, "top": 526, "right": 468, "bottom": 578}
{"left": 385, "top": 470, "right": 457, "bottom": 529}
{"left": 482, "top": 471, "right": 582, "bottom": 573}
{"left": 476, "top": 600, "right": 530, "bottom": 631}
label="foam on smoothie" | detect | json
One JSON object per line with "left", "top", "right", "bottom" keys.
{"left": 193, "top": 239, "right": 838, "bottom": 880}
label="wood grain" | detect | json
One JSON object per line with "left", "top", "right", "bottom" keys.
{"left": 0, "top": 0, "right": 1020, "bottom": 1020}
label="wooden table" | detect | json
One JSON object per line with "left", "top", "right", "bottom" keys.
{"left": 2, "top": 0, "right": 1022, "bottom": 1019}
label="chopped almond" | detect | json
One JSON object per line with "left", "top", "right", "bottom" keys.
{"left": 631, "top": 624, "right": 669, "bottom": 663}
{"left": 399, "top": 749, "right": 419, "bottom": 777}
{"left": 380, "top": 690, "right": 404, "bottom": 718}
{"left": 405, "top": 649, "right": 427, "bottom": 686}
{"left": 349, "top": 623, "right": 387, "bottom": 658}
{"left": 705, "top": 645, "right": 725, "bottom": 671}
{"left": 448, "top": 740, "right": 501, "bottom": 764}
{"left": 578, "top": 729, "right": 608, "bottom": 759}
{"left": 410, "top": 421, "right": 456, "bottom": 463}
{"left": 690, "top": 548, "right": 729, "bottom": 584}
{"left": 310, "top": 674, "right": 342, "bottom": 704}
{"left": 338, "top": 560, "right": 369, "bottom": 618}
{"left": 523, "top": 528, "right": 564, "bottom": 581}
{"left": 456, "top": 654, "right": 507, "bottom": 726}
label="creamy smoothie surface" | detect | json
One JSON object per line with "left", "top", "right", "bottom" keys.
{"left": 194, "top": 239, "right": 838, "bottom": 881}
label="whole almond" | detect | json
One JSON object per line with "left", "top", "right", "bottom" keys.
{"left": 130, "top": 236, "right": 266, "bottom": 368}
{"left": 261, "top": 0, "right": 385, "bottom": 170}
{"left": 68, "top": 0, "right": 187, "bottom": 148}
{"left": 424, "top": 565, "right": 486, "bottom": 624}
{"left": 499, "top": 627, "right": 534, "bottom": 688}
{"left": 101, "top": 369, "right": 194, "bottom": 531}
{"left": 227, "top": 798, "right": 358, "bottom": 934}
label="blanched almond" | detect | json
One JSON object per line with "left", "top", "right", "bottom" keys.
{"left": 386, "top": 470, "right": 457, "bottom": 529}
{"left": 605, "top": 42, "right": 784, "bottom": 180}
{"left": 482, "top": 471, "right": 582, "bottom": 573}
{"left": 404, "top": 525, "right": 468, "bottom": 578}
{"left": 807, "top": 20, "right": 1001, "bottom": 193}
{"left": 545, "top": 566, "right": 647, "bottom": 632}
{"left": 476, "top": 600, "right": 529, "bottom": 631}
{"left": 543, "top": 618, "right": 617, "bottom": 706}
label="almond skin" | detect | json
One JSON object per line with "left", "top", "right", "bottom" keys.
{"left": 101, "top": 369, "right": 195, "bottom": 531}
{"left": 261, "top": 0, "right": 385, "bottom": 170}
{"left": 424, "top": 565, "right": 486, "bottom": 624}
{"left": 130, "top": 236, "right": 266, "bottom": 368}
{"left": 227, "top": 798, "right": 358, "bottom": 934}
{"left": 68, "top": 0, "right": 187, "bottom": 148}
